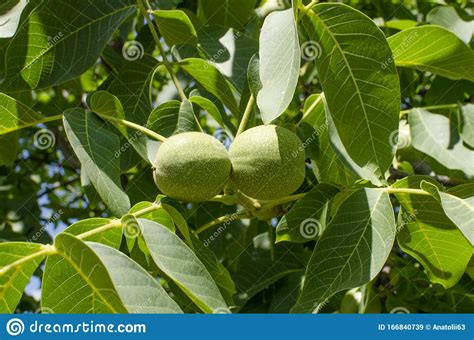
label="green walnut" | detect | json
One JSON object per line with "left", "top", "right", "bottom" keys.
{"left": 153, "top": 132, "right": 231, "bottom": 202}
{"left": 229, "top": 125, "right": 305, "bottom": 200}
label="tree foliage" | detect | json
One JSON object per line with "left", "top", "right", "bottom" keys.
{"left": 0, "top": 0, "right": 473, "bottom": 314}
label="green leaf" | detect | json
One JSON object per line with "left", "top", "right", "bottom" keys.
{"left": 161, "top": 203, "right": 193, "bottom": 249}
{"left": 198, "top": 26, "right": 258, "bottom": 93}
{"left": 409, "top": 108, "right": 474, "bottom": 177}
{"left": 438, "top": 192, "right": 474, "bottom": 246}
{"left": 89, "top": 91, "right": 127, "bottom": 137}
{"left": 384, "top": 19, "right": 418, "bottom": 31}
{"left": 247, "top": 53, "right": 261, "bottom": 98}
{"left": 189, "top": 95, "right": 225, "bottom": 127}
{"left": 177, "top": 99, "right": 198, "bottom": 133}
{"left": 303, "top": 3, "right": 400, "bottom": 178}
{"left": 64, "top": 218, "right": 122, "bottom": 249}
{"left": 233, "top": 233, "right": 309, "bottom": 305}
{"left": 427, "top": 6, "right": 472, "bottom": 44}
{"left": 257, "top": 8, "right": 300, "bottom": 124}
{"left": 291, "top": 188, "right": 396, "bottom": 313}
{"left": 3, "top": 0, "right": 137, "bottom": 90}
{"left": 0, "top": 132, "right": 18, "bottom": 165}
{"left": 179, "top": 58, "right": 239, "bottom": 116}
{"left": 393, "top": 176, "right": 472, "bottom": 288}
{"left": 0, "top": 0, "right": 27, "bottom": 38}
{"left": 0, "top": 242, "right": 46, "bottom": 313}
{"left": 129, "top": 202, "right": 174, "bottom": 232}
{"left": 88, "top": 242, "right": 183, "bottom": 313}
{"left": 164, "top": 204, "right": 235, "bottom": 304}
{"left": 0, "top": 93, "right": 47, "bottom": 135}
{"left": 189, "top": 234, "right": 236, "bottom": 305}
{"left": 459, "top": 104, "right": 474, "bottom": 148}
{"left": 163, "top": 204, "right": 236, "bottom": 304}
{"left": 42, "top": 233, "right": 127, "bottom": 313}
{"left": 80, "top": 170, "right": 101, "bottom": 209}
{"left": 106, "top": 55, "right": 158, "bottom": 125}
{"left": 147, "top": 100, "right": 195, "bottom": 138}
{"left": 104, "top": 55, "right": 159, "bottom": 161}
{"left": 197, "top": 0, "right": 257, "bottom": 30}
{"left": 139, "top": 218, "right": 228, "bottom": 313}
{"left": 63, "top": 108, "right": 130, "bottom": 216}
{"left": 388, "top": 25, "right": 474, "bottom": 82}
{"left": 276, "top": 183, "right": 340, "bottom": 243}
{"left": 302, "top": 94, "right": 358, "bottom": 187}
{"left": 152, "top": 10, "right": 197, "bottom": 47}
{"left": 326, "top": 104, "right": 384, "bottom": 186}
{"left": 421, "top": 182, "right": 474, "bottom": 245}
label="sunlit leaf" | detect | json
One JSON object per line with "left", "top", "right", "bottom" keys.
{"left": 459, "top": 104, "right": 474, "bottom": 148}
{"left": 257, "top": 8, "right": 300, "bottom": 124}
{"left": 0, "top": 93, "right": 47, "bottom": 135}
{"left": 303, "top": 3, "right": 400, "bottom": 178}
{"left": 64, "top": 218, "right": 122, "bottom": 249}
{"left": 393, "top": 176, "right": 472, "bottom": 288}
{"left": 63, "top": 108, "right": 130, "bottom": 216}
{"left": 3, "top": 0, "right": 137, "bottom": 90}
{"left": 291, "top": 188, "right": 396, "bottom": 312}
{"left": 139, "top": 219, "right": 228, "bottom": 313}
{"left": 42, "top": 233, "right": 127, "bottom": 313}
{"left": 88, "top": 242, "right": 183, "bottom": 313}
{"left": 409, "top": 108, "right": 474, "bottom": 177}
{"left": 0, "top": 0, "right": 27, "bottom": 38}
{"left": 179, "top": 58, "right": 239, "bottom": 116}
{"left": 0, "top": 242, "right": 46, "bottom": 313}
{"left": 427, "top": 6, "right": 472, "bottom": 44}
{"left": 421, "top": 181, "right": 474, "bottom": 245}
{"left": 389, "top": 25, "right": 474, "bottom": 81}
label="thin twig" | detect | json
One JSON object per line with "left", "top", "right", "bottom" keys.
{"left": 236, "top": 94, "right": 255, "bottom": 136}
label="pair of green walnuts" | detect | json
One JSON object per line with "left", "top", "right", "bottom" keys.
{"left": 153, "top": 125, "right": 306, "bottom": 202}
